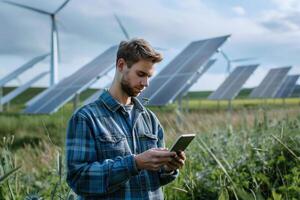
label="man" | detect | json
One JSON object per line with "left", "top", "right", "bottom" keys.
{"left": 66, "top": 38, "right": 186, "bottom": 199}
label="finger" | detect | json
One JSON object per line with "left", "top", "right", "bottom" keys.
{"left": 174, "top": 157, "right": 185, "bottom": 165}
{"left": 170, "top": 158, "right": 184, "bottom": 168}
{"left": 154, "top": 157, "right": 174, "bottom": 165}
{"left": 177, "top": 152, "right": 186, "bottom": 160}
{"left": 154, "top": 151, "right": 176, "bottom": 158}
{"left": 165, "top": 162, "right": 178, "bottom": 171}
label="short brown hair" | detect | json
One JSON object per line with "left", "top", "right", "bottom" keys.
{"left": 116, "top": 38, "right": 163, "bottom": 67}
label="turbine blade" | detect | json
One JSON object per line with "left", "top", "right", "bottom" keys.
{"left": 54, "top": 0, "right": 70, "bottom": 14}
{"left": 114, "top": 14, "right": 130, "bottom": 40}
{"left": 2, "top": 0, "right": 50, "bottom": 15}
{"left": 154, "top": 46, "right": 167, "bottom": 51}
{"left": 231, "top": 57, "right": 256, "bottom": 62}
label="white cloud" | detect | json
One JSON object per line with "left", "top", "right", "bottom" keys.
{"left": 259, "top": 0, "right": 300, "bottom": 32}
{"left": 1, "top": 0, "right": 300, "bottom": 91}
{"left": 232, "top": 6, "right": 246, "bottom": 16}
{"left": 271, "top": 0, "right": 300, "bottom": 11}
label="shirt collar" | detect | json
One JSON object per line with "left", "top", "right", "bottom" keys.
{"left": 99, "top": 89, "right": 145, "bottom": 113}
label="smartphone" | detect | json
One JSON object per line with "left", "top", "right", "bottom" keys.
{"left": 169, "top": 134, "right": 196, "bottom": 153}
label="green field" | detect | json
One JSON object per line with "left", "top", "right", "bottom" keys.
{"left": 0, "top": 87, "right": 299, "bottom": 199}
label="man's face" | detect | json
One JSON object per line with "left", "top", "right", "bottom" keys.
{"left": 120, "top": 59, "right": 155, "bottom": 97}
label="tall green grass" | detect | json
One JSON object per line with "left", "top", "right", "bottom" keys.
{"left": 0, "top": 102, "right": 300, "bottom": 199}
{"left": 162, "top": 109, "right": 300, "bottom": 200}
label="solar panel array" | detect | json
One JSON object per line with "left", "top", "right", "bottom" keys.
{"left": 208, "top": 64, "right": 258, "bottom": 100}
{"left": 24, "top": 45, "right": 118, "bottom": 114}
{"left": 138, "top": 35, "right": 230, "bottom": 106}
{"left": 275, "top": 75, "right": 299, "bottom": 98}
{"left": 1, "top": 71, "right": 48, "bottom": 104}
{"left": 0, "top": 53, "right": 49, "bottom": 86}
{"left": 250, "top": 67, "right": 291, "bottom": 98}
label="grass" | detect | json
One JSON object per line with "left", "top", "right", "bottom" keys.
{"left": 161, "top": 108, "right": 300, "bottom": 200}
{"left": 0, "top": 87, "right": 300, "bottom": 199}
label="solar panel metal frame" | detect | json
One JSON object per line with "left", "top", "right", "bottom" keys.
{"left": 1, "top": 71, "right": 48, "bottom": 104}
{"left": 208, "top": 64, "right": 259, "bottom": 100}
{"left": 0, "top": 53, "right": 49, "bottom": 86}
{"left": 24, "top": 45, "right": 118, "bottom": 114}
{"left": 274, "top": 75, "right": 299, "bottom": 98}
{"left": 139, "top": 35, "right": 230, "bottom": 106}
{"left": 250, "top": 67, "right": 291, "bottom": 98}
{"left": 178, "top": 59, "right": 216, "bottom": 97}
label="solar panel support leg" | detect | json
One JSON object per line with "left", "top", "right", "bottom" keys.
{"left": 185, "top": 94, "right": 190, "bottom": 113}
{"left": 0, "top": 87, "right": 3, "bottom": 112}
{"left": 282, "top": 98, "right": 286, "bottom": 107}
{"left": 178, "top": 95, "right": 183, "bottom": 113}
{"left": 227, "top": 99, "right": 233, "bottom": 124}
{"left": 6, "top": 101, "right": 10, "bottom": 111}
{"left": 176, "top": 96, "right": 183, "bottom": 126}
{"left": 73, "top": 93, "right": 80, "bottom": 111}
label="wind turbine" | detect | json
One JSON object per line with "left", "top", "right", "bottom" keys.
{"left": 2, "top": 0, "right": 71, "bottom": 86}
{"left": 217, "top": 48, "right": 255, "bottom": 74}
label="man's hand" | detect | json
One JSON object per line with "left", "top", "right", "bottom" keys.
{"left": 134, "top": 148, "right": 176, "bottom": 171}
{"left": 163, "top": 151, "right": 186, "bottom": 172}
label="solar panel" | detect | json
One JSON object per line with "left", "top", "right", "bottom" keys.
{"left": 275, "top": 75, "right": 299, "bottom": 98}
{"left": 83, "top": 81, "right": 112, "bottom": 105}
{"left": 1, "top": 71, "right": 48, "bottom": 104}
{"left": 250, "top": 67, "right": 291, "bottom": 98}
{"left": 208, "top": 67, "right": 244, "bottom": 99}
{"left": 208, "top": 64, "right": 258, "bottom": 100}
{"left": 179, "top": 59, "right": 216, "bottom": 97}
{"left": 25, "top": 81, "right": 57, "bottom": 107}
{"left": 0, "top": 54, "right": 49, "bottom": 86}
{"left": 23, "top": 45, "right": 118, "bottom": 114}
{"left": 83, "top": 89, "right": 104, "bottom": 105}
{"left": 139, "top": 35, "right": 230, "bottom": 105}
{"left": 291, "top": 84, "right": 300, "bottom": 97}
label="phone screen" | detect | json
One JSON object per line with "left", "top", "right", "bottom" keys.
{"left": 170, "top": 134, "right": 195, "bottom": 153}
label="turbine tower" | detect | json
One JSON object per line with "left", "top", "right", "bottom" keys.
{"left": 3, "top": 0, "right": 70, "bottom": 86}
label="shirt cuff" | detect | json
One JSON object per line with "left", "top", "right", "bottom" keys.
{"left": 124, "top": 155, "right": 139, "bottom": 176}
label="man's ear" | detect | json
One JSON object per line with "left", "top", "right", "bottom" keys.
{"left": 116, "top": 58, "right": 126, "bottom": 72}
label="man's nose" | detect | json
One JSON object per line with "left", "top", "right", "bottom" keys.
{"left": 141, "top": 77, "right": 149, "bottom": 87}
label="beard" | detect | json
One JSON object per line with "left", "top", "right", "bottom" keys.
{"left": 120, "top": 77, "right": 141, "bottom": 97}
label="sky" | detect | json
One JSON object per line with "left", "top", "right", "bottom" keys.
{"left": 1, "top": 0, "right": 300, "bottom": 91}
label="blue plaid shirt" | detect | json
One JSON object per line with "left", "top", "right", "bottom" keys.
{"left": 66, "top": 90, "right": 178, "bottom": 199}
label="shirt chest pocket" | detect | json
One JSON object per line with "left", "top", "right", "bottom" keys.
{"left": 138, "top": 132, "right": 158, "bottom": 152}
{"left": 96, "top": 134, "right": 131, "bottom": 160}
